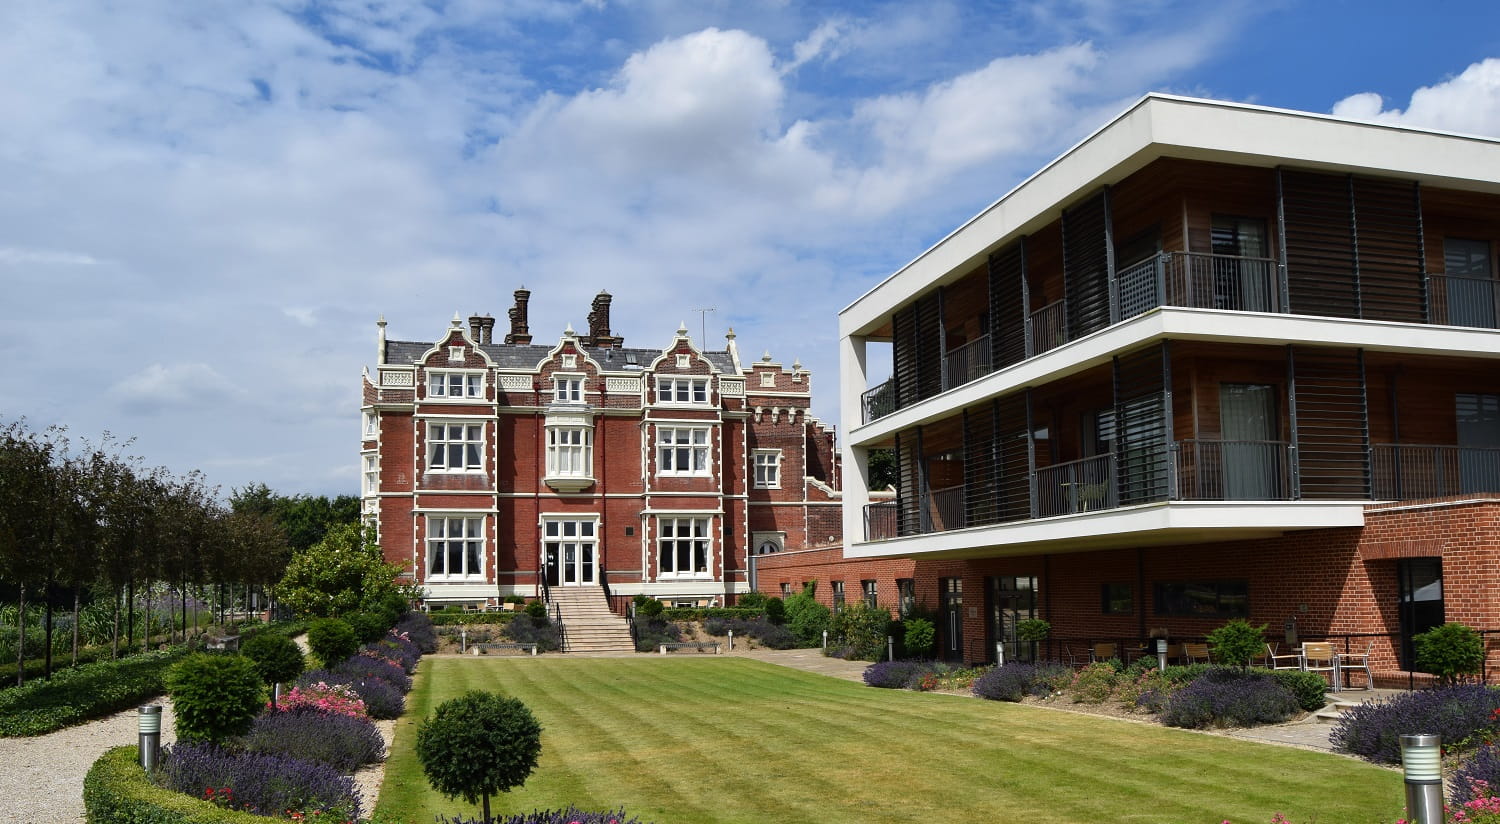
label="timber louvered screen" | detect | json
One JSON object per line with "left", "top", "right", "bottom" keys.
{"left": 1113, "top": 343, "right": 1171, "bottom": 505}
{"left": 988, "top": 239, "right": 1028, "bottom": 370}
{"left": 996, "top": 394, "right": 1032, "bottom": 523}
{"left": 892, "top": 292, "right": 944, "bottom": 409}
{"left": 1063, "top": 190, "right": 1114, "bottom": 340}
{"left": 963, "top": 404, "right": 1000, "bottom": 527}
{"left": 1289, "top": 346, "right": 1370, "bottom": 499}
{"left": 894, "top": 430, "right": 923, "bottom": 536}
{"left": 1280, "top": 169, "right": 1360, "bottom": 319}
{"left": 1352, "top": 177, "right": 1426, "bottom": 323}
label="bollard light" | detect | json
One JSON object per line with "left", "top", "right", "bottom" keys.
{"left": 1156, "top": 639, "right": 1168, "bottom": 673}
{"left": 888, "top": 635, "right": 895, "bottom": 662}
{"left": 728, "top": 629, "right": 734, "bottom": 651}
{"left": 138, "top": 705, "right": 163, "bottom": 772}
{"left": 1399, "top": 734, "right": 1443, "bottom": 824}
{"left": 996, "top": 641, "right": 1005, "bottom": 666}
{"left": 822, "top": 629, "right": 828, "bottom": 650}
{"left": 460, "top": 627, "right": 467, "bottom": 655}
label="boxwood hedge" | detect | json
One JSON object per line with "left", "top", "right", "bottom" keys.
{"left": 83, "top": 746, "right": 265, "bottom": 824}
{"left": 0, "top": 647, "right": 188, "bottom": 737}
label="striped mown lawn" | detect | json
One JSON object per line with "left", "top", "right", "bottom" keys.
{"left": 375, "top": 657, "right": 1401, "bottom": 824}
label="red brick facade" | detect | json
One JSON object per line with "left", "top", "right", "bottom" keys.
{"left": 361, "top": 291, "right": 841, "bottom": 611}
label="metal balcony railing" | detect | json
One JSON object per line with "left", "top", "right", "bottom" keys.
{"left": 862, "top": 378, "right": 897, "bottom": 424}
{"left": 864, "top": 501, "right": 898, "bottom": 541}
{"left": 1174, "top": 439, "right": 1293, "bottom": 500}
{"left": 1028, "top": 299, "right": 1068, "bottom": 355}
{"left": 1116, "top": 252, "right": 1280, "bottom": 320}
{"left": 922, "top": 485, "right": 967, "bottom": 533}
{"left": 1427, "top": 274, "right": 1500, "bottom": 330}
{"left": 1034, "top": 454, "right": 1117, "bottom": 517}
{"left": 943, "top": 334, "right": 992, "bottom": 391}
{"left": 1373, "top": 444, "right": 1500, "bottom": 500}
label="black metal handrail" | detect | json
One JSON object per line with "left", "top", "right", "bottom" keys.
{"left": 942, "top": 334, "right": 992, "bottom": 391}
{"left": 1034, "top": 454, "right": 1116, "bottom": 517}
{"left": 1028, "top": 299, "right": 1067, "bottom": 355}
{"left": 862, "top": 378, "right": 897, "bottom": 424}
{"left": 1174, "top": 439, "right": 1293, "bottom": 500}
{"left": 864, "top": 501, "right": 898, "bottom": 541}
{"left": 1372, "top": 443, "right": 1500, "bottom": 500}
{"left": 1427, "top": 273, "right": 1500, "bottom": 330}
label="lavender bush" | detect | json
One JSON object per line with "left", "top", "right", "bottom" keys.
{"left": 973, "top": 663, "right": 1037, "bottom": 702}
{"left": 863, "top": 660, "right": 934, "bottom": 689}
{"left": 1330, "top": 684, "right": 1500, "bottom": 764}
{"left": 1453, "top": 743, "right": 1500, "bottom": 806}
{"left": 364, "top": 637, "right": 421, "bottom": 674}
{"left": 244, "top": 706, "right": 385, "bottom": 772}
{"left": 1159, "top": 668, "right": 1298, "bottom": 728}
{"left": 157, "top": 742, "right": 360, "bottom": 819}
{"left": 395, "top": 613, "right": 438, "bottom": 655}
{"left": 438, "top": 807, "right": 654, "bottom": 824}
{"left": 334, "top": 653, "right": 412, "bottom": 692}
{"left": 294, "top": 669, "right": 406, "bottom": 719}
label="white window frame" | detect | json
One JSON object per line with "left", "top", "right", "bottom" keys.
{"left": 753, "top": 449, "right": 782, "bottom": 488}
{"left": 362, "top": 411, "right": 377, "bottom": 438}
{"left": 427, "top": 421, "right": 484, "bottom": 472}
{"left": 553, "top": 375, "right": 584, "bottom": 404}
{"left": 426, "top": 515, "right": 484, "bottom": 580}
{"left": 362, "top": 453, "right": 378, "bottom": 497}
{"left": 657, "top": 516, "right": 711, "bottom": 578}
{"left": 543, "top": 517, "right": 598, "bottom": 585}
{"left": 656, "top": 426, "right": 711, "bottom": 476}
{"left": 427, "top": 370, "right": 484, "bottom": 400}
{"left": 657, "top": 377, "right": 709, "bottom": 405}
{"left": 546, "top": 426, "right": 593, "bottom": 478}
{"left": 862, "top": 580, "right": 878, "bottom": 609}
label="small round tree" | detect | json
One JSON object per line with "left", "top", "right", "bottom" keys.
{"left": 240, "top": 632, "right": 306, "bottom": 706}
{"left": 306, "top": 617, "right": 359, "bottom": 669}
{"left": 1207, "top": 619, "right": 1267, "bottom": 668}
{"left": 164, "top": 653, "right": 265, "bottom": 744}
{"left": 1415, "top": 622, "right": 1484, "bottom": 686}
{"left": 416, "top": 691, "right": 543, "bottom": 824}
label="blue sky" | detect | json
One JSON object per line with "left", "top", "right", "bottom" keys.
{"left": 2, "top": 0, "right": 1498, "bottom": 497}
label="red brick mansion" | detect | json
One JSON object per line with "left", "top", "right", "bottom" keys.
{"left": 360, "top": 290, "right": 841, "bottom": 611}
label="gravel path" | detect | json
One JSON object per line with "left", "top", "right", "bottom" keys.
{"left": 0, "top": 696, "right": 178, "bottom": 824}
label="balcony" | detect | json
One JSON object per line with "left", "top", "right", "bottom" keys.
{"left": 1118, "top": 252, "right": 1280, "bottom": 316}
{"left": 1428, "top": 274, "right": 1500, "bottom": 330}
{"left": 1373, "top": 444, "right": 1500, "bottom": 500}
{"left": 943, "top": 334, "right": 991, "bottom": 391}
{"left": 865, "top": 439, "right": 1295, "bottom": 541}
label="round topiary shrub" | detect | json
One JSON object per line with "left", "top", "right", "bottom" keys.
{"left": 1415, "top": 622, "right": 1485, "bottom": 686}
{"left": 164, "top": 653, "right": 266, "bottom": 744}
{"left": 763, "top": 597, "right": 785, "bottom": 625}
{"left": 307, "top": 617, "right": 359, "bottom": 669}
{"left": 346, "top": 611, "right": 388, "bottom": 645}
{"left": 240, "top": 632, "right": 306, "bottom": 695}
{"left": 417, "top": 691, "right": 543, "bottom": 824}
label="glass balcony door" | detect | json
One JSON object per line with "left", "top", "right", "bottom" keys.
{"left": 1220, "top": 383, "right": 1278, "bottom": 500}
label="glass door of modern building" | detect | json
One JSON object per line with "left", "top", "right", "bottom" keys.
{"left": 940, "top": 578, "right": 964, "bottom": 662}
{"left": 1397, "top": 558, "right": 1444, "bottom": 670}
{"left": 988, "top": 575, "right": 1037, "bottom": 664}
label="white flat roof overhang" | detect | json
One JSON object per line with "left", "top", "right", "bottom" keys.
{"left": 845, "top": 500, "right": 1368, "bottom": 561}
{"left": 840, "top": 94, "right": 1500, "bottom": 340}
{"left": 848, "top": 307, "right": 1500, "bottom": 448}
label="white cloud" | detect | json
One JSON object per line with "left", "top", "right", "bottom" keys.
{"left": 783, "top": 18, "right": 848, "bottom": 74}
{"left": 1332, "top": 58, "right": 1500, "bottom": 136}
{"left": 0, "top": 246, "right": 102, "bottom": 265}
{"left": 109, "top": 363, "right": 244, "bottom": 413}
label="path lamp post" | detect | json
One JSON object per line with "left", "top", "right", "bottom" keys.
{"left": 888, "top": 636, "right": 895, "bottom": 661}
{"left": 138, "top": 705, "right": 162, "bottom": 772}
{"left": 1399, "top": 734, "right": 1443, "bottom": 824}
{"left": 1157, "top": 639, "right": 1168, "bottom": 673}
{"left": 822, "top": 629, "right": 828, "bottom": 650}
{"left": 728, "top": 630, "right": 734, "bottom": 651}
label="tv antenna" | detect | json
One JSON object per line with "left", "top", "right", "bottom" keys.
{"left": 692, "top": 307, "right": 716, "bottom": 344}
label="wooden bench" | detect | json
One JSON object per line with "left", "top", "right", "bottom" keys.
{"left": 470, "top": 642, "right": 538, "bottom": 656}
{"left": 658, "top": 641, "right": 721, "bottom": 655}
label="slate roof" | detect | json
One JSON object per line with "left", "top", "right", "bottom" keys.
{"left": 383, "top": 340, "right": 737, "bottom": 374}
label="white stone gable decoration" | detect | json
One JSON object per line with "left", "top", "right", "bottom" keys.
{"left": 719, "top": 378, "right": 744, "bottom": 397}
{"left": 448, "top": 346, "right": 465, "bottom": 364}
{"left": 562, "top": 354, "right": 577, "bottom": 368}
{"left": 381, "top": 370, "right": 414, "bottom": 387}
{"left": 760, "top": 371, "right": 775, "bottom": 387}
{"left": 676, "top": 354, "right": 690, "bottom": 368}
{"left": 498, "top": 374, "right": 532, "bottom": 391}
{"left": 606, "top": 377, "right": 642, "bottom": 393}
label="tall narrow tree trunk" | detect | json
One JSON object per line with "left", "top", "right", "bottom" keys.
{"left": 142, "top": 581, "right": 150, "bottom": 654}
{"left": 126, "top": 579, "right": 134, "bottom": 649}
{"left": 15, "top": 583, "right": 25, "bottom": 688}
{"left": 111, "top": 587, "right": 120, "bottom": 660}
{"left": 71, "top": 586, "right": 80, "bottom": 666}
{"left": 43, "top": 583, "right": 54, "bottom": 680}
{"left": 482, "top": 793, "right": 491, "bottom": 824}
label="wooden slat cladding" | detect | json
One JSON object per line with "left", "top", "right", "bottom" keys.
{"left": 963, "top": 403, "right": 1000, "bottom": 527}
{"left": 997, "top": 394, "right": 1032, "bottom": 523}
{"left": 988, "top": 239, "right": 1028, "bottom": 370}
{"left": 1114, "top": 342, "right": 1171, "bottom": 505}
{"left": 1280, "top": 169, "right": 1360, "bottom": 318}
{"left": 892, "top": 292, "right": 943, "bottom": 408}
{"left": 894, "top": 429, "right": 922, "bottom": 537}
{"left": 1290, "top": 346, "right": 1370, "bottom": 499}
{"left": 943, "top": 263, "right": 989, "bottom": 344}
{"left": 1064, "top": 189, "right": 1114, "bottom": 339}
{"left": 1353, "top": 177, "right": 1425, "bottom": 323}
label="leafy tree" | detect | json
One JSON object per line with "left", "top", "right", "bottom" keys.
{"left": 278, "top": 523, "right": 405, "bottom": 618}
{"left": 164, "top": 652, "right": 265, "bottom": 743}
{"left": 240, "top": 632, "right": 306, "bottom": 704}
{"left": 867, "top": 448, "right": 898, "bottom": 490}
{"left": 1414, "top": 622, "right": 1485, "bottom": 686}
{"left": 903, "top": 617, "right": 936, "bottom": 658}
{"left": 416, "top": 691, "right": 543, "bottom": 824}
{"left": 784, "top": 584, "right": 832, "bottom": 648}
{"left": 1206, "top": 619, "right": 1267, "bottom": 668}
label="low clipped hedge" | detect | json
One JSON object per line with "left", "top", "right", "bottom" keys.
{"left": 661, "top": 607, "right": 763, "bottom": 622}
{"left": 83, "top": 746, "right": 264, "bottom": 824}
{"left": 0, "top": 647, "right": 188, "bottom": 737}
{"left": 429, "top": 612, "right": 519, "bottom": 627}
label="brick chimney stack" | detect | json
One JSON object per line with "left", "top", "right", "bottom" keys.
{"left": 480, "top": 314, "right": 494, "bottom": 345}
{"left": 505, "top": 288, "right": 532, "bottom": 345}
{"left": 468, "top": 313, "right": 485, "bottom": 343}
{"left": 585, "top": 290, "right": 622, "bottom": 349}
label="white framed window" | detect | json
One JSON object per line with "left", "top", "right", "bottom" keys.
{"left": 362, "top": 453, "right": 378, "bottom": 497}
{"left": 427, "top": 516, "right": 483, "bottom": 579}
{"left": 862, "top": 580, "right": 878, "bottom": 609}
{"left": 658, "top": 517, "right": 710, "bottom": 577}
{"left": 546, "top": 427, "right": 592, "bottom": 477}
{"left": 657, "top": 377, "right": 708, "bottom": 404}
{"left": 780, "top": 582, "right": 791, "bottom": 598}
{"left": 427, "top": 370, "right": 483, "bottom": 400}
{"left": 553, "top": 376, "right": 584, "bottom": 404}
{"left": 752, "top": 531, "right": 784, "bottom": 555}
{"left": 362, "top": 411, "right": 377, "bottom": 438}
{"left": 831, "top": 580, "right": 845, "bottom": 610}
{"left": 657, "top": 427, "right": 710, "bottom": 475}
{"left": 427, "top": 422, "right": 483, "bottom": 471}
{"left": 753, "top": 449, "right": 781, "bottom": 488}
{"left": 543, "top": 518, "right": 598, "bottom": 585}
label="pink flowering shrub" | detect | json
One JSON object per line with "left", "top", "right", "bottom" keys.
{"left": 1454, "top": 777, "right": 1500, "bottom": 824}
{"left": 273, "top": 682, "right": 368, "bottom": 718}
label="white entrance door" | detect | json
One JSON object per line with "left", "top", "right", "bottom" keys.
{"left": 544, "top": 519, "right": 597, "bottom": 586}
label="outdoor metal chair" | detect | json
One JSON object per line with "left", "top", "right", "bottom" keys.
{"left": 1336, "top": 642, "right": 1374, "bottom": 690}
{"left": 1265, "top": 642, "right": 1301, "bottom": 670}
{"left": 1090, "top": 642, "right": 1118, "bottom": 663}
{"left": 1180, "top": 642, "right": 1211, "bottom": 664}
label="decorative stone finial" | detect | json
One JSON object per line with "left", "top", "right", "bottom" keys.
{"left": 762, "top": 350, "right": 772, "bottom": 362}
{"left": 725, "top": 327, "right": 736, "bottom": 340}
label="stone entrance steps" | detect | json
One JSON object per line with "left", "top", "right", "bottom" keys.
{"left": 548, "top": 586, "right": 635, "bottom": 654}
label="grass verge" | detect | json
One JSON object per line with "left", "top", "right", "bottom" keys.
{"left": 376, "top": 656, "right": 1401, "bottom": 824}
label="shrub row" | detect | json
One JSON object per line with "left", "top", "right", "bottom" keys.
{"left": 428, "top": 612, "right": 521, "bottom": 627}
{"left": 438, "top": 808, "right": 656, "bottom": 824}
{"left": 85, "top": 746, "right": 269, "bottom": 824}
{"left": 0, "top": 647, "right": 189, "bottom": 737}
{"left": 158, "top": 742, "right": 360, "bottom": 820}
{"left": 1331, "top": 683, "right": 1500, "bottom": 764}
{"left": 700, "top": 617, "right": 795, "bottom": 649}
{"left": 660, "top": 607, "right": 764, "bottom": 622}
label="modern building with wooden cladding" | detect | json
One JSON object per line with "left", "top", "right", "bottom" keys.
{"left": 758, "top": 94, "right": 1500, "bottom": 677}
{"left": 360, "top": 290, "right": 841, "bottom": 614}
